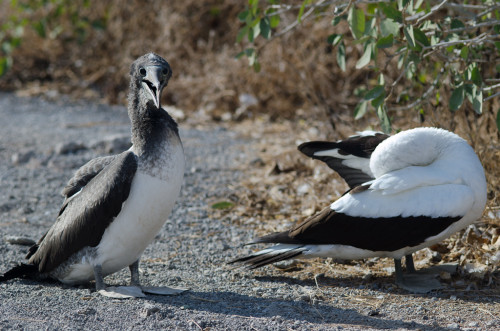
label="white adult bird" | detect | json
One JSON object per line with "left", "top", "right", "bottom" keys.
{"left": 231, "top": 127, "right": 487, "bottom": 290}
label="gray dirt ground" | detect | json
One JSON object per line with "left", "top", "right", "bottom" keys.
{"left": 0, "top": 92, "right": 499, "bottom": 330}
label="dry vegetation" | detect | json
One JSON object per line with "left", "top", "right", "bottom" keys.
{"left": 1, "top": 0, "right": 499, "bottom": 286}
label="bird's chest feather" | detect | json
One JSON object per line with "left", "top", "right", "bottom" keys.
{"left": 96, "top": 142, "right": 184, "bottom": 273}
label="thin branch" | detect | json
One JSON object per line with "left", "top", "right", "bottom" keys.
{"left": 422, "top": 33, "right": 490, "bottom": 50}
{"left": 416, "top": 0, "right": 449, "bottom": 24}
{"left": 476, "top": 4, "right": 500, "bottom": 19}
{"left": 484, "top": 91, "right": 500, "bottom": 102}
{"left": 482, "top": 83, "right": 500, "bottom": 92}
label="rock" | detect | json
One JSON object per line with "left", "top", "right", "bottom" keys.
{"left": 76, "top": 307, "right": 96, "bottom": 315}
{"left": 89, "top": 134, "right": 131, "bottom": 154}
{"left": 11, "top": 150, "right": 36, "bottom": 165}
{"left": 139, "top": 303, "right": 160, "bottom": 318}
{"left": 4, "top": 236, "right": 36, "bottom": 246}
{"left": 55, "top": 141, "right": 86, "bottom": 155}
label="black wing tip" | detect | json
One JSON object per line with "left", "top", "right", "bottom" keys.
{"left": 298, "top": 141, "right": 338, "bottom": 157}
{"left": 229, "top": 248, "right": 305, "bottom": 269}
{"left": 0, "top": 263, "right": 38, "bottom": 282}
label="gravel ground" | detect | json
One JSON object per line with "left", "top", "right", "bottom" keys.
{"left": 0, "top": 92, "right": 499, "bottom": 330}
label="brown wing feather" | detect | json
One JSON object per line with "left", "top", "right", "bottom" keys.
{"left": 27, "top": 151, "right": 137, "bottom": 273}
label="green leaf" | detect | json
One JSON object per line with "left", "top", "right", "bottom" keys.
{"left": 0, "top": 57, "right": 8, "bottom": 76}
{"left": 327, "top": 34, "right": 343, "bottom": 46}
{"left": 497, "top": 109, "right": 500, "bottom": 132}
{"left": 337, "top": 41, "right": 346, "bottom": 71}
{"left": 298, "top": 0, "right": 311, "bottom": 22}
{"left": 348, "top": 6, "right": 365, "bottom": 39}
{"left": 235, "top": 51, "right": 245, "bottom": 59}
{"left": 356, "top": 42, "right": 373, "bottom": 69}
{"left": 238, "top": 10, "right": 249, "bottom": 22}
{"left": 269, "top": 14, "right": 280, "bottom": 28}
{"left": 245, "top": 48, "right": 257, "bottom": 66}
{"left": 413, "top": 27, "right": 429, "bottom": 47}
{"left": 470, "top": 66, "right": 482, "bottom": 86}
{"left": 211, "top": 201, "right": 235, "bottom": 210}
{"left": 472, "top": 88, "right": 482, "bottom": 114}
{"left": 371, "top": 93, "right": 385, "bottom": 108}
{"left": 460, "top": 46, "right": 469, "bottom": 60}
{"left": 253, "top": 60, "right": 261, "bottom": 72}
{"left": 354, "top": 101, "right": 368, "bottom": 119}
{"left": 332, "top": 15, "right": 346, "bottom": 26}
{"left": 260, "top": 16, "right": 271, "bottom": 39}
{"left": 376, "top": 105, "right": 392, "bottom": 133}
{"left": 377, "top": 74, "right": 385, "bottom": 85}
{"left": 365, "top": 85, "right": 385, "bottom": 100}
{"left": 251, "top": 20, "right": 261, "bottom": 40}
{"left": 376, "top": 34, "right": 394, "bottom": 49}
{"left": 380, "top": 3, "right": 403, "bottom": 23}
{"left": 450, "top": 19, "right": 465, "bottom": 29}
{"left": 380, "top": 18, "right": 400, "bottom": 37}
{"left": 449, "top": 86, "right": 464, "bottom": 111}
{"left": 236, "top": 26, "right": 248, "bottom": 43}
{"left": 32, "top": 20, "right": 46, "bottom": 38}
{"left": 404, "top": 25, "right": 415, "bottom": 49}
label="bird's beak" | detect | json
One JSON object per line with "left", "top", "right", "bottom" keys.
{"left": 142, "top": 66, "right": 165, "bottom": 109}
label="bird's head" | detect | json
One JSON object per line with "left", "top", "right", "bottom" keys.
{"left": 130, "top": 53, "right": 172, "bottom": 110}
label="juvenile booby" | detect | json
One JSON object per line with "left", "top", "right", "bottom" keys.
{"left": 0, "top": 53, "right": 185, "bottom": 298}
{"left": 231, "top": 128, "right": 487, "bottom": 290}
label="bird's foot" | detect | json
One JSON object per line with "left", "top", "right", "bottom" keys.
{"left": 141, "top": 286, "right": 188, "bottom": 296}
{"left": 98, "top": 285, "right": 146, "bottom": 299}
{"left": 395, "top": 263, "right": 457, "bottom": 293}
{"left": 396, "top": 273, "right": 444, "bottom": 294}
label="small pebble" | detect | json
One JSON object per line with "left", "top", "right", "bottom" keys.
{"left": 4, "top": 236, "right": 36, "bottom": 246}
{"left": 139, "top": 303, "right": 160, "bottom": 318}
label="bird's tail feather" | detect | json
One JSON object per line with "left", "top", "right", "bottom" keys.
{"left": 229, "top": 245, "right": 306, "bottom": 269}
{"left": 0, "top": 263, "right": 38, "bottom": 282}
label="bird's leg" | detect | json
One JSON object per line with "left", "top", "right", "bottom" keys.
{"left": 129, "top": 259, "right": 141, "bottom": 287}
{"left": 405, "top": 254, "right": 416, "bottom": 273}
{"left": 393, "top": 258, "right": 405, "bottom": 284}
{"left": 93, "top": 264, "right": 106, "bottom": 291}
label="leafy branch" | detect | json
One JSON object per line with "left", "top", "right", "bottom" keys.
{"left": 236, "top": 0, "right": 500, "bottom": 133}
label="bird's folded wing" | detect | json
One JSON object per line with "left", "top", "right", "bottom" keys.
{"left": 368, "top": 165, "right": 459, "bottom": 195}
{"left": 61, "top": 154, "right": 119, "bottom": 200}
{"left": 27, "top": 151, "right": 138, "bottom": 273}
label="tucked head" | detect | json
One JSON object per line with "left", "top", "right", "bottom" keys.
{"left": 130, "top": 53, "right": 172, "bottom": 109}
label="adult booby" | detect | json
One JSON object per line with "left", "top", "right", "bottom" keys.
{"left": 231, "top": 128, "right": 487, "bottom": 290}
{"left": 0, "top": 53, "right": 185, "bottom": 298}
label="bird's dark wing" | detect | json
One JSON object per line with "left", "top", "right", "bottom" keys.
{"left": 27, "top": 151, "right": 138, "bottom": 273}
{"left": 256, "top": 207, "right": 460, "bottom": 252}
{"left": 298, "top": 133, "right": 389, "bottom": 188}
{"left": 61, "top": 154, "right": 119, "bottom": 200}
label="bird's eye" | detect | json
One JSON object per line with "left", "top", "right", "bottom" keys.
{"left": 162, "top": 68, "right": 169, "bottom": 75}
{"left": 139, "top": 68, "right": 147, "bottom": 76}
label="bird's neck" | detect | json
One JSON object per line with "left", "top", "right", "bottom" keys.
{"left": 129, "top": 103, "right": 179, "bottom": 158}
